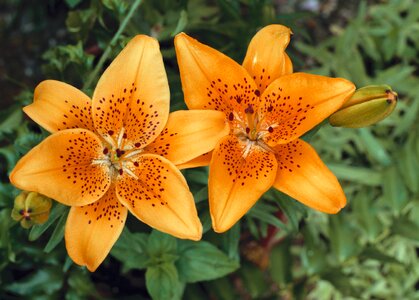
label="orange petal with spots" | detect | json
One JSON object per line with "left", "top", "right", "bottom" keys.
{"left": 116, "top": 154, "right": 202, "bottom": 240}
{"left": 242, "top": 24, "right": 293, "bottom": 93}
{"left": 175, "top": 33, "right": 260, "bottom": 115}
{"left": 273, "top": 139, "right": 346, "bottom": 213}
{"left": 177, "top": 151, "right": 212, "bottom": 170}
{"left": 10, "top": 129, "right": 111, "bottom": 206}
{"left": 283, "top": 53, "right": 293, "bottom": 75}
{"left": 260, "top": 73, "right": 355, "bottom": 145}
{"left": 144, "top": 110, "right": 228, "bottom": 165}
{"left": 65, "top": 188, "right": 127, "bottom": 272}
{"left": 24, "top": 80, "right": 94, "bottom": 133}
{"left": 92, "top": 35, "right": 169, "bottom": 149}
{"left": 209, "top": 135, "right": 278, "bottom": 232}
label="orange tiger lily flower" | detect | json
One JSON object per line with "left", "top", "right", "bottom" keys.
{"left": 10, "top": 35, "right": 228, "bottom": 271}
{"left": 175, "top": 25, "right": 356, "bottom": 232}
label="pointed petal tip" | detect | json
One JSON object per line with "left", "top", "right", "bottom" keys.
{"left": 182, "top": 223, "right": 203, "bottom": 241}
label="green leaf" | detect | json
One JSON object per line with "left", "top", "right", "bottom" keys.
{"left": 65, "top": 0, "right": 82, "bottom": 8}
{"left": 382, "top": 166, "right": 409, "bottom": 212}
{"left": 44, "top": 209, "right": 68, "bottom": 253}
{"left": 5, "top": 267, "right": 63, "bottom": 295}
{"left": 247, "top": 201, "right": 288, "bottom": 231}
{"left": 239, "top": 263, "right": 269, "bottom": 298}
{"left": 176, "top": 240, "right": 239, "bottom": 283}
{"left": 391, "top": 217, "right": 419, "bottom": 242}
{"left": 360, "top": 246, "right": 402, "bottom": 265}
{"left": 29, "top": 203, "right": 67, "bottom": 241}
{"left": 146, "top": 262, "right": 183, "bottom": 300}
{"left": 220, "top": 222, "right": 241, "bottom": 261}
{"left": 329, "top": 215, "right": 360, "bottom": 263}
{"left": 147, "top": 230, "right": 178, "bottom": 257}
{"left": 111, "top": 228, "right": 149, "bottom": 271}
{"left": 269, "top": 238, "right": 292, "bottom": 286}
{"left": 171, "top": 10, "right": 188, "bottom": 36}
{"left": 0, "top": 107, "right": 22, "bottom": 138}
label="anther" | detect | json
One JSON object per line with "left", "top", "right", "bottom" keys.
{"left": 244, "top": 104, "right": 254, "bottom": 114}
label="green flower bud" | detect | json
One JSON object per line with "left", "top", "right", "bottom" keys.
{"left": 11, "top": 191, "right": 52, "bottom": 229}
{"left": 329, "top": 85, "right": 398, "bottom": 128}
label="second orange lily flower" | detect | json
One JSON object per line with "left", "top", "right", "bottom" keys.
{"left": 175, "top": 25, "right": 356, "bottom": 232}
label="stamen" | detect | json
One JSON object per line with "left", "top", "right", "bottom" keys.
{"left": 242, "top": 140, "right": 255, "bottom": 159}
{"left": 123, "top": 166, "right": 138, "bottom": 179}
{"left": 123, "top": 149, "right": 143, "bottom": 159}
{"left": 117, "top": 127, "right": 125, "bottom": 148}
{"left": 257, "top": 140, "right": 275, "bottom": 153}
{"left": 92, "top": 159, "right": 112, "bottom": 166}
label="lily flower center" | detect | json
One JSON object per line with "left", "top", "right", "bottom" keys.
{"left": 92, "top": 127, "right": 142, "bottom": 179}
{"left": 229, "top": 105, "right": 276, "bottom": 158}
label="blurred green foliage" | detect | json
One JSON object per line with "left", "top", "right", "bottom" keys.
{"left": 0, "top": 0, "right": 418, "bottom": 299}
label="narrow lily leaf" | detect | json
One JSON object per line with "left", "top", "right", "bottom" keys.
{"left": 329, "top": 215, "right": 359, "bottom": 263}
{"left": 391, "top": 217, "right": 419, "bottom": 242}
{"left": 358, "top": 128, "right": 392, "bottom": 167}
{"left": 328, "top": 164, "right": 382, "bottom": 186}
{"left": 145, "top": 262, "right": 183, "bottom": 300}
{"left": 267, "top": 189, "right": 307, "bottom": 232}
{"left": 220, "top": 222, "right": 241, "bottom": 261}
{"left": 171, "top": 10, "right": 188, "bottom": 37}
{"left": 382, "top": 166, "right": 409, "bottom": 212}
{"left": 176, "top": 240, "right": 239, "bottom": 283}
{"left": 398, "top": 133, "right": 419, "bottom": 193}
{"left": 29, "top": 203, "right": 67, "bottom": 241}
{"left": 44, "top": 209, "right": 68, "bottom": 253}
{"left": 269, "top": 238, "right": 292, "bottom": 285}
{"left": 239, "top": 263, "right": 269, "bottom": 298}
{"left": 5, "top": 267, "right": 63, "bottom": 295}
{"left": 360, "top": 247, "right": 402, "bottom": 265}
{"left": 247, "top": 201, "right": 288, "bottom": 231}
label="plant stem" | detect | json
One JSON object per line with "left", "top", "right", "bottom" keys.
{"left": 83, "top": 0, "right": 143, "bottom": 91}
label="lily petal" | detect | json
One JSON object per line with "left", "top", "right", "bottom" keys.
{"left": 65, "top": 187, "right": 127, "bottom": 272}
{"left": 24, "top": 80, "right": 94, "bottom": 133}
{"left": 242, "top": 24, "right": 293, "bottom": 93}
{"left": 10, "top": 129, "right": 111, "bottom": 206}
{"left": 261, "top": 73, "right": 355, "bottom": 145}
{"left": 177, "top": 151, "right": 212, "bottom": 170}
{"left": 209, "top": 135, "right": 278, "bottom": 232}
{"left": 273, "top": 139, "right": 346, "bottom": 213}
{"left": 116, "top": 154, "right": 202, "bottom": 240}
{"left": 144, "top": 110, "right": 229, "bottom": 165}
{"left": 92, "top": 35, "right": 169, "bottom": 148}
{"left": 175, "top": 33, "right": 259, "bottom": 114}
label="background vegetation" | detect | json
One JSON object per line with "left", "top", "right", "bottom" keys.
{"left": 0, "top": 0, "right": 418, "bottom": 299}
